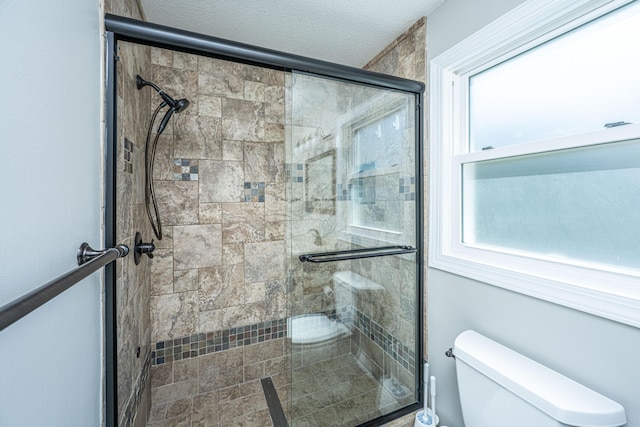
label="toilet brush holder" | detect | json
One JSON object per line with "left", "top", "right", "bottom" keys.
{"left": 414, "top": 408, "right": 438, "bottom": 427}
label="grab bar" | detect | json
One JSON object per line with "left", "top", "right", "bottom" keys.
{"left": 0, "top": 243, "right": 129, "bottom": 332}
{"left": 299, "top": 245, "right": 416, "bottom": 263}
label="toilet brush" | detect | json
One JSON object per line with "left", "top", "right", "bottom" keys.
{"left": 431, "top": 376, "right": 436, "bottom": 424}
{"left": 414, "top": 366, "right": 438, "bottom": 426}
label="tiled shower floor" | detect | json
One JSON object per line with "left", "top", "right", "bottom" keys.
{"left": 147, "top": 353, "right": 409, "bottom": 427}
{"left": 289, "top": 354, "right": 406, "bottom": 427}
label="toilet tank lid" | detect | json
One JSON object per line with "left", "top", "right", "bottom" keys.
{"left": 453, "top": 330, "right": 626, "bottom": 427}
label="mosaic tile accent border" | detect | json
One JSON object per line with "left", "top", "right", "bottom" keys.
{"left": 354, "top": 307, "right": 415, "bottom": 374}
{"left": 336, "top": 183, "right": 352, "bottom": 201}
{"left": 150, "top": 309, "right": 415, "bottom": 374}
{"left": 337, "top": 176, "right": 418, "bottom": 202}
{"left": 244, "top": 181, "right": 265, "bottom": 202}
{"left": 151, "top": 318, "right": 287, "bottom": 366}
{"left": 173, "top": 158, "right": 199, "bottom": 181}
{"left": 399, "top": 176, "right": 416, "bottom": 201}
{"left": 338, "top": 305, "right": 415, "bottom": 375}
{"left": 286, "top": 163, "right": 304, "bottom": 183}
{"left": 122, "top": 138, "right": 134, "bottom": 174}
{"left": 350, "top": 178, "right": 368, "bottom": 203}
{"left": 120, "top": 349, "right": 151, "bottom": 427}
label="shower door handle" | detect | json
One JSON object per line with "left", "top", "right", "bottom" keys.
{"left": 298, "top": 245, "right": 416, "bottom": 263}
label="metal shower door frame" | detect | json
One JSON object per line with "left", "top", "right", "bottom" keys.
{"left": 104, "top": 14, "right": 424, "bottom": 427}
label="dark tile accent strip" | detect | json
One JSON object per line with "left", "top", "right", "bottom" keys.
{"left": 285, "top": 163, "right": 304, "bottom": 183}
{"left": 150, "top": 308, "right": 415, "bottom": 375}
{"left": 261, "top": 377, "right": 289, "bottom": 427}
{"left": 340, "top": 305, "right": 415, "bottom": 375}
{"left": 399, "top": 176, "right": 416, "bottom": 201}
{"left": 123, "top": 138, "right": 134, "bottom": 174}
{"left": 336, "top": 183, "right": 352, "bottom": 201}
{"left": 244, "top": 181, "right": 265, "bottom": 202}
{"left": 151, "top": 318, "right": 288, "bottom": 366}
{"left": 173, "top": 158, "right": 199, "bottom": 181}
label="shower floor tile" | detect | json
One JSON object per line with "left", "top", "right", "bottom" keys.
{"left": 287, "top": 354, "right": 408, "bottom": 427}
{"left": 146, "top": 353, "right": 409, "bottom": 427}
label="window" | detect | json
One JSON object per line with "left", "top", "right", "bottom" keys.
{"left": 340, "top": 91, "right": 416, "bottom": 245}
{"left": 468, "top": 2, "right": 640, "bottom": 151}
{"left": 430, "top": 0, "right": 640, "bottom": 326}
{"left": 350, "top": 104, "right": 407, "bottom": 233}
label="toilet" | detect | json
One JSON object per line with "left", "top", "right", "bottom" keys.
{"left": 288, "top": 313, "right": 351, "bottom": 368}
{"left": 287, "top": 313, "right": 349, "bottom": 345}
{"left": 453, "top": 330, "right": 626, "bottom": 427}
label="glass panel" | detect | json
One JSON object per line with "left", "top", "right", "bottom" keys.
{"left": 287, "top": 72, "right": 418, "bottom": 426}
{"left": 353, "top": 110, "right": 405, "bottom": 173}
{"left": 462, "top": 139, "right": 640, "bottom": 270}
{"left": 469, "top": 1, "right": 640, "bottom": 151}
{"left": 351, "top": 105, "right": 412, "bottom": 233}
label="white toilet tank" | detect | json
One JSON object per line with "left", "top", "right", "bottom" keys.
{"left": 453, "top": 330, "right": 626, "bottom": 427}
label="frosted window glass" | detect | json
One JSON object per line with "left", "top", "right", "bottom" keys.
{"left": 350, "top": 100, "right": 415, "bottom": 232}
{"left": 353, "top": 110, "right": 406, "bottom": 172}
{"left": 469, "top": 2, "right": 640, "bottom": 151}
{"left": 462, "top": 140, "right": 640, "bottom": 270}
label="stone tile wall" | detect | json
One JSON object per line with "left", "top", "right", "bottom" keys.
{"left": 112, "top": 29, "right": 154, "bottom": 427}
{"left": 107, "top": 1, "right": 154, "bottom": 424}
{"left": 147, "top": 46, "right": 287, "bottom": 344}
{"left": 145, "top": 47, "right": 290, "bottom": 425}
{"left": 105, "top": 0, "right": 146, "bottom": 20}
{"left": 364, "top": 17, "right": 427, "bottom": 81}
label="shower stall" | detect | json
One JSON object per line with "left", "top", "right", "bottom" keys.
{"left": 106, "top": 15, "right": 423, "bottom": 427}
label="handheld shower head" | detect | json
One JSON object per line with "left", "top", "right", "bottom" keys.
{"left": 138, "top": 74, "right": 192, "bottom": 240}
{"left": 156, "top": 99, "right": 190, "bottom": 133}
{"left": 136, "top": 74, "right": 190, "bottom": 116}
{"left": 174, "top": 98, "right": 190, "bottom": 113}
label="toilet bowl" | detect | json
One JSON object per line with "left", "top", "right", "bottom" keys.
{"left": 288, "top": 313, "right": 351, "bottom": 368}
{"left": 453, "top": 330, "right": 626, "bottom": 427}
{"left": 287, "top": 313, "right": 349, "bottom": 344}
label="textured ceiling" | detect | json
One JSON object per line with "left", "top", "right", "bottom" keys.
{"left": 140, "top": 0, "right": 445, "bottom": 67}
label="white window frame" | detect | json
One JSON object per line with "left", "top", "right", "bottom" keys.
{"left": 429, "top": 0, "right": 640, "bottom": 327}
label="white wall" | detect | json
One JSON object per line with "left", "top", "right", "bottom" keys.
{"left": 0, "top": 1, "right": 103, "bottom": 426}
{"left": 427, "top": 1, "right": 640, "bottom": 426}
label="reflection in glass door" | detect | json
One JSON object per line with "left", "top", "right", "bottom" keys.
{"left": 287, "top": 72, "right": 420, "bottom": 426}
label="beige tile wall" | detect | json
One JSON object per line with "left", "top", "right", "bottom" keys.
{"left": 114, "top": 37, "right": 154, "bottom": 427}
{"left": 146, "top": 48, "right": 291, "bottom": 426}
{"left": 148, "top": 48, "right": 287, "bottom": 344}
{"left": 149, "top": 339, "right": 288, "bottom": 427}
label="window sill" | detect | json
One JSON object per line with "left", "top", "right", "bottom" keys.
{"left": 341, "top": 226, "right": 402, "bottom": 246}
{"left": 348, "top": 164, "right": 402, "bottom": 179}
{"left": 429, "top": 244, "right": 640, "bottom": 328}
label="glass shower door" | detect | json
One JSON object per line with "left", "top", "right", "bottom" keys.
{"left": 287, "top": 72, "right": 419, "bottom": 426}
